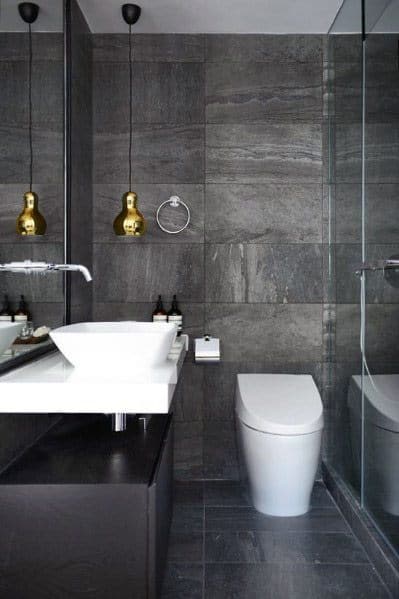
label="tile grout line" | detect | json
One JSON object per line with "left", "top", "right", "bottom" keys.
{"left": 202, "top": 479, "right": 206, "bottom": 599}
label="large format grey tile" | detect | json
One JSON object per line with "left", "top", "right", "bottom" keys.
{"left": 0, "top": 33, "right": 63, "bottom": 62}
{"left": 206, "top": 124, "right": 322, "bottom": 183}
{"left": 246, "top": 244, "right": 323, "bottom": 303}
{"left": 0, "top": 127, "right": 63, "bottom": 184}
{"left": 205, "top": 563, "right": 389, "bottom": 598}
{"left": 205, "top": 304, "right": 322, "bottom": 363}
{"left": 94, "top": 125, "right": 204, "bottom": 183}
{"left": 336, "top": 183, "right": 399, "bottom": 244}
{"left": 205, "top": 183, "right": 322, "bottom": 244}
{"left": 94, "top": 62, "right": 204, "bottom": 132}
{"left": 171, "top": 505, "right": 204, "bottom": 533}
{"left": 336, "top": 304, "right": 399, "bottom": 364}
{"left": 205, "top": 35, "right": 323, "bottom": 63}
{"left": 205, "top": 531, "right": 369, "bottom": 564}
{"left": 205, "top": 506, "right": 350, "bottom": 533}
{"left": 206, "top": 61, "right": 322, "bottom": 123}
{"left": 205, "top": 244, "right": 246, "bottom": 303}
{"left": 93, "top": 244, "right": 204, "bottom": 302}
{"left": 162, "top": 564, "right": 203, "bottom": 599}
{"left": 93, "top": 34, "right": 205, "bottom": 63}
{"left": 335, "top": 244, "right": 399, "bottom": 303}
{"left": 93, "top": 184, "right": 204, "bottom": 243}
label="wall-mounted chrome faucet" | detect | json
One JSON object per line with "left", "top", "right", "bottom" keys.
{"left": 0, "top": 260, "right": 92, "bottom": 282}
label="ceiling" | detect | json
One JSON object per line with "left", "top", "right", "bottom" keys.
{"left": 0, "top": 0, "right": 63, "bottom": 32}
{"left": 77, "top": 0, "right": 344, "bottom": 34}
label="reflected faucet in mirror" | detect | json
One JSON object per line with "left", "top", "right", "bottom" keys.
{"left": 0, "top": 261, "right": 92, "bottom": 282}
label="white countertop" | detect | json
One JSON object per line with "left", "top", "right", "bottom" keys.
{"left": 0, "top": 335, "right": 188, "bottom": 414}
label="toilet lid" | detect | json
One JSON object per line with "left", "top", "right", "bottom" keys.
{"left": 235, "top": 374, "right": 324, "bottom": 435}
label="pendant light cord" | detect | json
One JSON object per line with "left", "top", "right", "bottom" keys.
{"left": 28, "top": 23, "right": 33, "bottom": 192}
{"left": 128, "top": 23, "right": 133, "bottom": 191}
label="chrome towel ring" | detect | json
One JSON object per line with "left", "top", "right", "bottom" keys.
{"left": 156, "top": 196, "right": 191, "bottom": 235}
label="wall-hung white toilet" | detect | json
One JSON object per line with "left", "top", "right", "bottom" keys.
{"left": 235, "top": 374, "right": 324, "bottom": 517}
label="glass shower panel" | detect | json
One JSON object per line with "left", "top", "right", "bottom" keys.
{"left": 326, "top": 0, "right": 364, "bottom": 498}
{"left": 363, "top": 0, "right": 399, "bottom": 553}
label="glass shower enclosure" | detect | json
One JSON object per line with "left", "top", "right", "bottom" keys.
{"left": 327, "top": 0, "right": 399, "bottom": 554}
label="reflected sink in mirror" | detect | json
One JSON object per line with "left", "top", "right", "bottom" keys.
{"left": 50, "top": 321, "right": 178, "bottom": 371}
{"left": 0, "top": 322, "right": 24, "bottom": 357}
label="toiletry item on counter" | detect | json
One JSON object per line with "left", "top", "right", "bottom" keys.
{"left": 14, "top": 325, "right": 51, "bottom": 345}
{"left": 14, "top": 295, "right": 31, "bottom": 322}
{"left": 168, "top": 294, "right": 183, "bottom": 336}
{"left": 152, "top": 295, "right": 167, "bottom": 322}
{"left": 195, "top": 335, "right": 221, "bottom": 363}
{"left": 0, "top": 295, "right": 13, "bottom": 321}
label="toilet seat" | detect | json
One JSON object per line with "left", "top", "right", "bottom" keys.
{"left": 235, "top": 374, "right": 324, "bottom": 436}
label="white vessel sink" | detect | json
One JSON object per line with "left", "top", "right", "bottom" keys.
{"left": 0, "top": 322, "right": 23, "bottom": 356}
{"left": 50, "top": 321, "right": 178, "bottom": 371}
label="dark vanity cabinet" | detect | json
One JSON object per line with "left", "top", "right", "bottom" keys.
{"left": 0, "top": 414, "right": 173, "bottom": 599}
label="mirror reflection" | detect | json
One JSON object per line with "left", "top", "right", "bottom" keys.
{"left": 0, "top": 1, "right": 65, "bottom": 368}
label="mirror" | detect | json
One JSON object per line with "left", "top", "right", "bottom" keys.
{"left": 0, "top": 0, "right": 65, "bottom": 369}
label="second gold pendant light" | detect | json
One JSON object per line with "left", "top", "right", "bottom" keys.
{"left": 113, "top": 4, "right": 146, "bottom": 237}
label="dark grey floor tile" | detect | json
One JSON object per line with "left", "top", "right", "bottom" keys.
{"left": 205, "top": 563, "right": 389, "bottom": 598}
{"left": 311, "top": 482, "right": 336, "bottom": 508}
{"left": 174, "top": 422, "right": 204, "bottom": 481}
{"left": 174, "top": 482, "right": 204, "bottom": 507}
{"left": 204, "top": 481, "right": 250, "bottom": 507}
{"left": 203, "top": 421, "right": 239, "bottom": 481}
{"left": 171, "top": 505, "right": 203, "bottom": 534}
{"left": 205, "top": 506, "right": 350, "bottom": 533}
{"left": 168, "top": 531, "right": 203, "bottom": 563}
{"left": 205, "top": 531, "right": 369, "bottom": 564}
{"left": 162, "top": 563, "right": 203, "bottom": 599}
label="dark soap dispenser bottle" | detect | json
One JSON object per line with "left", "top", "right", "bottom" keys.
{"left": 14, "top": 295, "right": 30, "bottom": 323}
{"left": 167, "top": 294, "right": 183, "bottom": 336}
{"left": 152, "top": 295, "right": 167, "bottom": 322}
{"left": 0, "top": 295, "right": 13, "bottom": 322}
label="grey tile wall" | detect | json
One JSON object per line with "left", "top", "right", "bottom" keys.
{"left": 93, "top": 34, "right": 325, "bottom": 480}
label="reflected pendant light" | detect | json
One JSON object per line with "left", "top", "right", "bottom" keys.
{"left": 113, "top": 4, "right": 146, "bottom": 236}
{"left": 16, "top": 2, "right": 47, "bottom": 236}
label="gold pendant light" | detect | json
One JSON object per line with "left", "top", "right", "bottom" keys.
{"left": 113, "top": 4, "right": 146, "bottom": 237}
{"left": 16, "top": 3, "right": 47, "bottom": 236}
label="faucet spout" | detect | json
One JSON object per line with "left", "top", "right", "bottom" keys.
{"left": 0, "top": 261, "right": 92, "bottom": 282}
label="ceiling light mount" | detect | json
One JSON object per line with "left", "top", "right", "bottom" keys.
{"left": 121, "top": 4, "right": 141, "bottom": 26}
{"left": 18, "top": 2, "right": 39, "bottom": 24}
